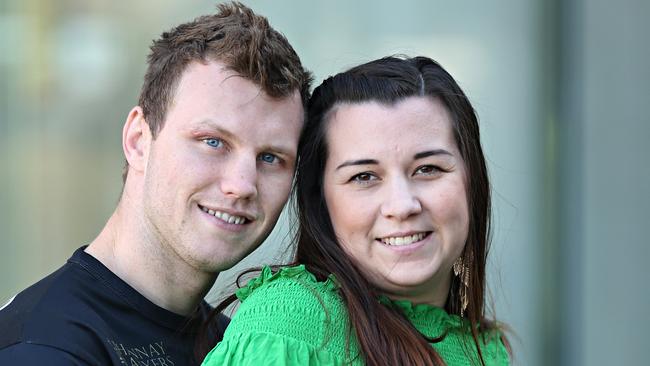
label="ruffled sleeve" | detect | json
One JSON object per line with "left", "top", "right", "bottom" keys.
{"left": 202, "top": 331, "right": 345, "bottom": 365}
{"left": 201, "top": 265, "right": 360, "bottom": 366}
{"left": 378, "top": 295, "right": 464, "bottom": 339}
{"left": 377, "top": 296, "right": 509, "bottom": 366}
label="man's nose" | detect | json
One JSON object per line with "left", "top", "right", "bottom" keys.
{"left": 219, "top": 155, "right": 258, "bottom": 200}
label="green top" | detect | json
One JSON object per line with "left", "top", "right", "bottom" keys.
{"left": 202, "top": 265, "right": 509, "bottom": 366}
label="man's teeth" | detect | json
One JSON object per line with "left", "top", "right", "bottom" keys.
{"left": 380, "top": 233, "right": 426, "bottom": 246}
{"left": 201, "top": 206, "right": 246, "bottom": 225}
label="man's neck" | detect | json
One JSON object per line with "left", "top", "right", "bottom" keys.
{"left": 86, "top": 203, "right": 218, "bottom": 316}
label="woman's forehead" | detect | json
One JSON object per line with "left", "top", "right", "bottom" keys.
{"left": 325, "top": 97, "right": 458, "bottom": 157}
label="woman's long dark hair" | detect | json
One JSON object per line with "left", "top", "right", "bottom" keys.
{"left": 199, "top": 56, "right": 506, "bottom": 365}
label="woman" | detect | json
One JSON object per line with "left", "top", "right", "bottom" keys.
{"left": 201, "top": 56, "right": 510, "bottom": 365}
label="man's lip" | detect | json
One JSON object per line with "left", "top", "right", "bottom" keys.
{"left": 197, "top": 203, "right": 255, "bottom": 221}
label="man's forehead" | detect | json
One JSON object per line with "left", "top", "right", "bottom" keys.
{"left": 173, "top": 60, "right": 294, "bottom": 107}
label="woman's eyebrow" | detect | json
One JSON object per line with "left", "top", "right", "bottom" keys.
{"left": 335, "top": 150, "right": 453, "bottom": 170}
{"left": 413, "top": 149, "right": 453, "bottom": 160}
{"left": 336, "top": 159, "right": 379, "bottom": 170}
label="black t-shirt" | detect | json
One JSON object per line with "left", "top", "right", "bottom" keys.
{"left": 0, "top": 246, "right": 228, "bottom": 365}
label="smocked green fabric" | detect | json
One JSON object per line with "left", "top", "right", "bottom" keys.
{"left": 202, "top": 265, "right": 509, "bottom": 365}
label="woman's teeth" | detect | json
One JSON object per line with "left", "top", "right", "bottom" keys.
{"left": 380, "top": 232, "right": 427, "bottom": 246}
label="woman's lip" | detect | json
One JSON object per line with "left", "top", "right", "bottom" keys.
{"left": 375, "top": 231, "right": 432, "bottom": 249}
{"left": 375, "top": 238, "right": 428, "bottom": 253}
{"left": 377, "top": 230, "right": 431, "bottom": 239}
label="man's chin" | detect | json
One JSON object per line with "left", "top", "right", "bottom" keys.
{"left": 186, "top": 250, "right": 246, "bottom": 273}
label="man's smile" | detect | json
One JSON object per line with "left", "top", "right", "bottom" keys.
{"left": 198, "top": 204, "right": 252, "bottom": 225}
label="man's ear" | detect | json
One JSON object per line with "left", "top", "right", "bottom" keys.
{"left": 122, "top": 106, "right": 152, "bottom": 175}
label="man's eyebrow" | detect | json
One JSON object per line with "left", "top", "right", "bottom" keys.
{"left": 189, "top": 120, "right": 236, "bottom": 140}
{"left": 413, "top": 149, "right": 453, "bottom": 160}
{"left": 336, "top": 159, "right": 379, "bottom": 170}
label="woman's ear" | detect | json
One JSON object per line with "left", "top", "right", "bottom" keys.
{"left": 122, "top": 106, "right": 151, "bottom": 175}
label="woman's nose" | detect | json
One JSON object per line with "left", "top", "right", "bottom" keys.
{"left": 379, "top": 179, "right": 422, "bottom": 220}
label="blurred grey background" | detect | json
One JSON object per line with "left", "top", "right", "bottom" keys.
{"left": 1, "top": 0, "right": 648, "bottom": 365}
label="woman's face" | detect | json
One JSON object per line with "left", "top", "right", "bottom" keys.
{"left": 323, "top": 96, "right": 469, "bottom": 306}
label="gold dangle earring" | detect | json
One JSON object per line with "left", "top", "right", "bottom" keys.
{"left": 453, "top": 256, "right": 469, "bottom": 317}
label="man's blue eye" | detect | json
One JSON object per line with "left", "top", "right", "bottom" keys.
{"left": 203, "top": 138, "right": 222, "bottom": 148}
{"left": 259, "top": 153, "right": 278, "bottom": 164}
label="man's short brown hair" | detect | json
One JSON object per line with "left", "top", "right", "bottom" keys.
{"left": 139, "top": 1, "right": 312, "bottom": 137}
{"left": 122, "top": 2, "right": 312, "bottom": 182}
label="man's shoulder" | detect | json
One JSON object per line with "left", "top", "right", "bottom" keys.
{"left": 1, "top": 258, "right": 100, "bottom": 330}
{"left": 0, "top": 342, "right": 90, "bottom": 365}
{"left": 0, "top": 247, "right": 225, "bottom": 365}
{"left": 0, "top": 258, "right": 112, "bottom": 364}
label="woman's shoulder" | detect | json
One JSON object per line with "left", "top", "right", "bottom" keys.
{"left": 204, "top": 266, "right": 361, "bottom": 365}
{"left": 481, "top": 327, "right": 511, "bottom": 366}
{"left": 222, "top": 265, "right": 353, "bottom": 355}
{"left": 235, "top": 265, "right": 339, "bottom": 307}
{"left": 441, "top": 324, "right": 510, "bottom": 366}
{"left": 232, "top": 265, "right": 344, "bottom": 321}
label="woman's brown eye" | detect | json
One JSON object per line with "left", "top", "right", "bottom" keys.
{"left": 350, "top": 172, "right": 377, "bottom": 183}
{"left": 415, "top": 165, "right": 440, "bottom": 175}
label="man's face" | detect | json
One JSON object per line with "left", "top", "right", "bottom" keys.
{"left": 141, "top": 60, "right": 303, "bottom": 273}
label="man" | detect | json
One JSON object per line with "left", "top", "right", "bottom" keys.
{"left": 0, "top": 2, "right": 311, "bottom": 365}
